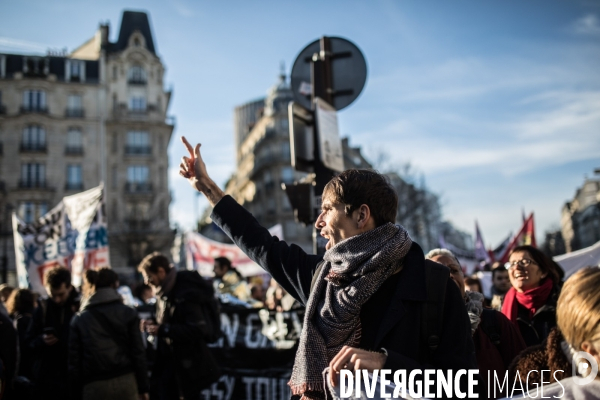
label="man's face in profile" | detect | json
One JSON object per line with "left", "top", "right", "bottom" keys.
{"left": 143, "top": 267, "right": 166, "bottom": 289}
{"left": 213, "top": 262, "right": 227, "bottom": 279}
{"left": 315, "top": 196, "right": 359, "bottom": 251}
{"left": 47, "top": 283, "right": 72, "bottom": 306}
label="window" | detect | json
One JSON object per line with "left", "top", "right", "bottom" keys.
{"left": 66, "top": 129, "right": 83, "bottom": 154}
{"left": 112, "top": 166, "right": 118, "bottom": 189}
{"left": 128, "top": 166, "right": 149, "bottom": 183}
{"left": 128, "top": 66, "right": 147, "bottom": 84}
{"left": 66, "top": 95, "right": 83, "bottom": 117}
{"left": 18, "top": 202, "right": 35, "bottom": 223}
{"left": 20, "top": 163, "right": 45, "bottom": 188}
{"left": 126, "top": 131, "right": 150, "bottom": 154}
{"left": 23, "top": 57, "right": 48, "bottom": 77}
{"left": 112, "top": 65, "right": 118, "bottom": 80}
{"left": 22, "top": 125, "right": 46, "bottom": 151}
{"left": 129, "top": 96, "right": 146, "bottom": 112}
{"left": 281, "top": 167, "right": 294, "bottom": 184}
{"left": 22, "top": 90, "right": 47, "bottom": 112}
{"left": 66, "top": 60, "right": 85, "bottom": 82}
{"left": 267, "top": 198, "right": 276, "bottom": 214}
{"left": 127, "top": 166, "right": 150, "bottom": 192}
{"left": 17, "top": 202, "right": 48, "bottom": 223}
{"left": 66, "top": 164, "right": 82, "bottom": 190}
{"left": 282, "top": 142, "right": 291, "bottom": 161}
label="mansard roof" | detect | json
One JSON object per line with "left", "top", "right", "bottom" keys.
{"left": 110, "top": 11, "right": 156, "bottom": 55}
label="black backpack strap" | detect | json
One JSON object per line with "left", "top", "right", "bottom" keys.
{"left": 480, "top": 308, "right": 502, "bottom": 348}
{"left": 422, "top": 262, "right": 449, "bottom": 357}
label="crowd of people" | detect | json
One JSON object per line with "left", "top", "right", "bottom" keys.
{"left": 0, "top": 136, "right": 598, "bottom": 400}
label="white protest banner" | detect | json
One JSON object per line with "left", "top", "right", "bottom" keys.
{"left": 185, "top": 224, "right": 284, "bottom": 278}
{"left": 13, "top": 185, "right": 109, "bottom": 293}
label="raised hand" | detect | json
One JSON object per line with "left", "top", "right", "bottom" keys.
{"left": 179, "top": 136, "right": 225, "bottom": 206}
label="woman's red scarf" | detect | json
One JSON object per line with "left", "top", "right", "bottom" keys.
{"left": 501, "top": 278, "right": 553, "bottom": 323}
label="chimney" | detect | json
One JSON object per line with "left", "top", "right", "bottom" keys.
{"left": 99, "top": 23, "right": 109, "bottom": 47}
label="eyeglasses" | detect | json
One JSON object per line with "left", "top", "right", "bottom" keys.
{"left": 505, "top": 258, "right": 536, "bottom": 269}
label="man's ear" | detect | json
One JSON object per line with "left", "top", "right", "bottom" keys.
{"left": 355, "top": 204, "right": 372, "bottom": 229}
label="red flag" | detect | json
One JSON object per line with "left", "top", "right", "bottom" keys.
{"left": 499, "top": 213, "right": 537, "bottom": 264}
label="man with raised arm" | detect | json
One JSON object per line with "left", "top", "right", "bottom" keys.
{"left": 179, "top": 137, "right": 476, "bottom": 400}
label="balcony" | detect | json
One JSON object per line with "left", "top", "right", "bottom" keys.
{"left": 65, "top": 108, "right": 85, "bottom": 118}
{"left": 20, "top": 105, "right": 48, "bottom": 114}
{"left": 125, "top": 146, "right": 152, "bottom": 155}
{"left": 128, "top": 78, "right": 147, "bottom": 85}
{"left": 18, "top": 180, "right": 47, "bottom": 189}
{"left": 65, "top": 182, "right": 83, "bottom": 191}
{"left": 125, "top": 182, "right": 153, "bottom": 193}
{"left": 65, "top": 146, "right": 84, "bottom": 156}
{"left": 20, "top": 143, "right": 47, "bottom": 153}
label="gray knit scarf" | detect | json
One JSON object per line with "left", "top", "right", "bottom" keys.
{"left": 289, "top": 223, "right": 413, "bottom": 400}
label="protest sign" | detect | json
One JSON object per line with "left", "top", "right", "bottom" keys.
{"left": 13, "top": 185, "right": 109, "bottom": 292}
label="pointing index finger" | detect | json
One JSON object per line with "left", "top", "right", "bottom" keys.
{"left": 181, "top": 136, "right": 195, "bottom": 159}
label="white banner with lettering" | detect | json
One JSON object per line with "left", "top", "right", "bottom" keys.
{"left": 185, "top": 224, "right": 283, "bottom": 277}
{"left": 13, "top": 185, "right": 109, "bottom": 293}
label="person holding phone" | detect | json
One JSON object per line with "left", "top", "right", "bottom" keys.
{"left": 25, "top": 267, "right": 80, "bottom": 400}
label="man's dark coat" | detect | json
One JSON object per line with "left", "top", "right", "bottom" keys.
{"left": 212, "top": 196, "right": 476, "bottom": 380}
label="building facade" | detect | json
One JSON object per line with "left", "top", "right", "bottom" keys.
{"left": 0, "top": 11, "right": 174, "bottom": 284}
{"left": 561, "top": 169, "right": 600, "bottom": 253}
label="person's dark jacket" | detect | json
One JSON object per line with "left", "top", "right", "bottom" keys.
{"left": 0, "top": 311, "right": 18, "bottom": 396}
{"left": 25, "top": 288, "right": 79, "bottom": 388}
{"left": 68, "top": 288, "right": 149, "bottom": 396}
{"left": 474, "top": 309, "right": 526, "bottom": 399}
{"left": 13, "top": 313, "right": 34, "bottom": 378}
{"left": 211, "top": 195, "right": 477, "bottom": 394}
{"left": 516, "top": 285, "right": 560, "bottom": 347}
{"left": 154, "top": 270, "right": 220, "bottom": 396}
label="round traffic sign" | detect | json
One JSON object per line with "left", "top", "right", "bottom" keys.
{"left": 290, "top": 36, "right": 367, "bottom": 111}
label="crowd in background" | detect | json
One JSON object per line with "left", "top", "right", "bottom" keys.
{"left": 1, "top": 245, "right": 599, "bottom": 399}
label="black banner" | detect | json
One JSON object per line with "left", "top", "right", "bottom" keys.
{"left": 202, "top": 305, "right": 304, "bottom": 399}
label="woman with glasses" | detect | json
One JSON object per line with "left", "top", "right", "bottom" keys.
{"left": 501, "top": 245, "right": 562, "bottom": 347}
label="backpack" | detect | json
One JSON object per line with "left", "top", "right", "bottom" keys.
{"left": 479, "top": 308, "right": 502, "bottom": 349}
{"left": 309, "top": 259, "right": 451, "bottom": 361}
{"left": 421, "top": 261, "right": 449, "bottom": 359}
{"left": 199, "top": 295, "right": 222, "bottom": 344}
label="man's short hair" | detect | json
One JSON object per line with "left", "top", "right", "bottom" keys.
{"left": 491, "top": 266, "right": 508, "bottom": 279}
{"left": 96, "top": 268, "right": 119, "bottom": 289}
{"left": 44, "top": 267, "right": 71, "bottom": 289}
{"left": 138, "top": 252, "right": 172, "bottom": 274}
{"left": 322, "top": 169, "right": 398, "bottom": 227}
{"left": 214, "top": 257, "right": 231, "bottom": 269}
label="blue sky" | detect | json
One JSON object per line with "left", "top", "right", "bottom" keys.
{"left": 2, "top": 0, "right": 599, "bottom": 248}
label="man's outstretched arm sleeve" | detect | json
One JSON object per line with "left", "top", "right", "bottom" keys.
{"left": 211, "top": 195, "right": 322, "bottom": 304}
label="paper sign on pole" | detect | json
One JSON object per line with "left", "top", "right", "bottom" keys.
{"left": 315, "top": 98, "right": 344, "bottom": 172}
